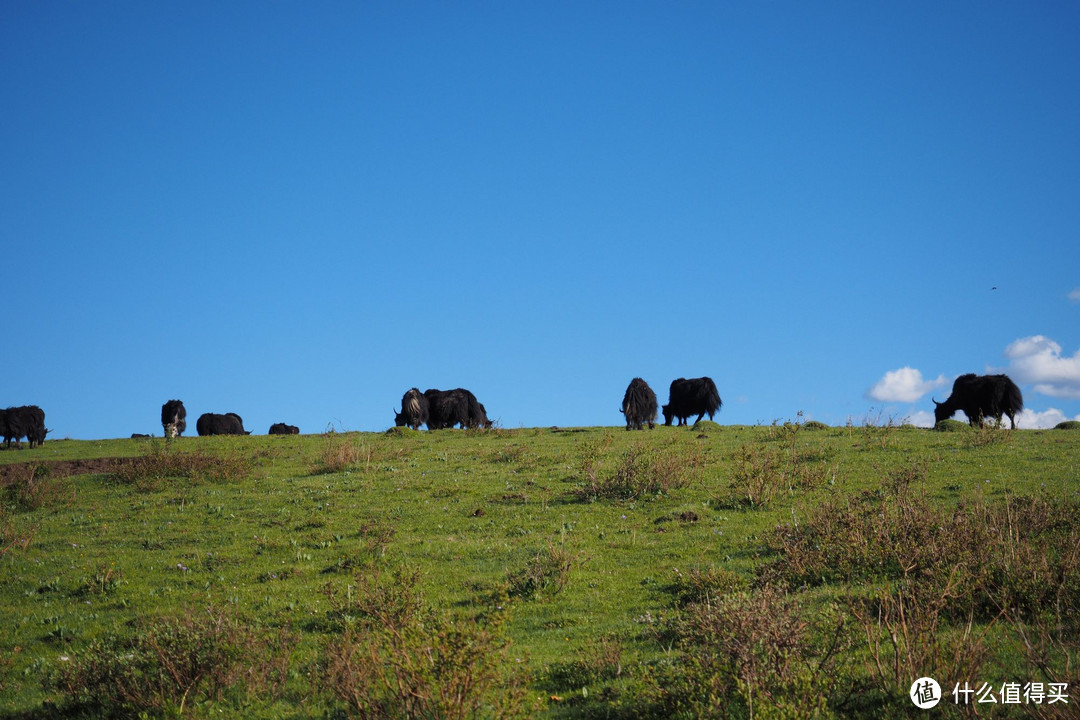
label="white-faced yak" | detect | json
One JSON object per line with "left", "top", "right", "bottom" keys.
{"left": 395, "top": 388, "right": 431, "bottom": 430}
{"left": 161, "top": 399, "right": 187, "bottom": 437}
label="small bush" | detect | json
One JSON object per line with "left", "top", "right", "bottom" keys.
{"left": 505, "top": 542, "right": 580, "bottom": 601}
{"left": 321, "top": 563, "right": 535, "bottom": 719}
{"left": 76, "top": 562, "right": 122, "bottom": 597}
{"left": 965, "top": 421, "right": 1014, "bottom": 448}
{"left": 574, "top": 441, "right": 705, "bottom": 502}
{"left": 48, "top": 607, "right": 295, "bottom": 716}
{"left": 0, "top": 509, "right": 36, "bottom": 558}
{"left": 111, "top": 445, "right": 251, "bottom": 490}
{"left": 316, "top": 432, "right": 408, "bottom": 474}
{"left": 720, "top": 442, "right": 786, "bottom": 509}
{"left": 2, "top": 464, "right": 73, "bottom": 511}
{"left": 643, "top": 585, "right": 853, "bottom": 719}
{"left": 662, "top": 565, "right": 746, "bottom": 608}
{"left": 1053, "top": 420, "right": 1080, "bottom": 430}
{"left": 545, "top": 634, "right": 625, "bottom": 689}
{"left": 849, "top": 576, "right": 991, "bottom": 707}
{"left": 315, "top": 432, "right": 372, "bottom": 474}
{"left": 761, "top": 462, "right": 955, "bottom": 588}
{"left": 858, "top": 409, "right": 901, "bottom": 449}
{"left": 933, "top": 419, "right": 971, "bottom": 432}
{"left": 717, "top": 440, "right": 830, "bottom": 510}
{"left": 763, "top": 467, "right": 1080, "bottom": 624}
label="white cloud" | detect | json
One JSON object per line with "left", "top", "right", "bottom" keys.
{"left": 1004, "top": 335, "right": 1080, "bottom": 399}
{"left": 907, "top": 407, "right": 1077, "bottom": 429}
{"left": 868, "top": 367, "right": 947, "bottom": 403}
{"left": 1018, "top": 408, "right": 1080, "bottom": 430}
{"left": 1069, "top": 288, "right": 1080, "bottom": 303}
{"left": 904, "top": 410, "right": 936, "bottom": 428}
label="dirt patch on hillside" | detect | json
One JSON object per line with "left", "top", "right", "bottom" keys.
{"left": 0, "top": 458, "right": 123, "bottom": 485}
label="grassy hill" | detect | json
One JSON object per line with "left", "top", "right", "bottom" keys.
{"left": 1, "top": 421, "right": 1077, "bottom": 718}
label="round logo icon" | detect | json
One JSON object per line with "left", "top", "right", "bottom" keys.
{"left": 910, "top": 677, "right": 942, "bottom": 709}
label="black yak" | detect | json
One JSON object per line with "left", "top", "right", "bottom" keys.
{"left": 394, "top": 388, "right": 430, "bottom": 430}
{"left": 663, "top": 377, "right": 723, "bottom": 427}
{"left": 620, "top": 378, "right": 657, "bottom": 430}
{"left": 269, "top": 423, "right": 299, "bottom": 435}
{"left": 161, "top": 399, "right": 187, "bottom": 437}
{"left": 423, "top": 388, "right": 492, "bottom": 430}
{"left": 196, "top": 412, "right": 251, "bottom": 436}
{"left": 933, "top": 373, "right": 1023, "bottom": 429}
{"left": 2, "top": 406, "right": 48, "bottom": 448}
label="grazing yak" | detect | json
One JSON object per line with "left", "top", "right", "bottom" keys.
{"left": 2, "top": 405, "right": 48, "bottom": 448}
{"left": 269, "top": 423, "right": 300, "bottom": 435}
{"left": 423, "top": 388, "right": 492, "bottom": 430}
{"left": 161, "top": 399, "right": 187, "bottom": 437}
{"left": 394, "top": 388, "right": 430, "bottom": 430}
{"left": 663, "top": 377, "right": 723, "bottom": 427}
{"left": 620, "top": 378, "right": 657, "bottom": 430}
{"left": 933, "top": 373, "right": 1023, "bottom": 429}
{"left": 196, "top": 412, "right": 251, "bottom": 436}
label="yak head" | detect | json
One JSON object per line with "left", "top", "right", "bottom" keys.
{"left": 393, "top": 409, "right": 407, "bottom": 427}
{"left": 661, "top": 404, "right": 674, "bottom": 426}
{"left": 932, "top": 397, "right": 953, "bottom": 425}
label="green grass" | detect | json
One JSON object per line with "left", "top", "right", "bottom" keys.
{"left": 1, "top": 424, "right": 1077, "bottom": 718}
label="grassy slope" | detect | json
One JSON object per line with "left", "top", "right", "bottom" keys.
{"left": 1, "top": 423, "right": 1077, "bottom": 717}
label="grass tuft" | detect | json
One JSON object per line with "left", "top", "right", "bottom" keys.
{"left": 110, "top": 443, "right": 251, "bottom": 490}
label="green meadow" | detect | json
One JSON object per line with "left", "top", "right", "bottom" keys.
{"left": 1, "top": 420, "right": 1077, "bottom": 718}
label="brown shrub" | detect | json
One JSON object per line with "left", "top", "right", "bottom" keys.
{"left": 574, "top": 440, "right": 706, "bottom": 501}
{"left": 48, "top": 607, "right": 295, "bottom": 716}
{"left": 321, "top": 563, "right": 534, "bottom": 719}
{"left": 111, "top": 445, "right": 251, "bottom": 490}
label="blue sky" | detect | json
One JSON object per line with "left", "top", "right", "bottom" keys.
{"left": 3, "top": 2, "right": 1079, "bottom": 439}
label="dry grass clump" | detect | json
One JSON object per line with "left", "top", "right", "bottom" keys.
{"left": 505, "top": 542, "right": 582, "bottom": 601}
{"left": 574, "top": 440, "right": 707, "bottom": 501}
{"left": 48, "top": 607, "right": 296, "bottom": 716}
{"left": 753, "top": 463, "right": 1080, "bottom": 713}
{"left": 0, "top": 508, "right": 36, "bottom": 559}
{"left": 643, "top": 583, "right": 853, "bottom": 719}
{"left": 1, "top": 463, "right": 75, "bottom": 511}
{"left": 111, "top": 445, "right": 251, "bottom": 490}
{"left": 716, "top": 439, "right": 832, "bottom": 510}
{"left": 314, "top": 431, "right": 411, "bottom": 474}
{"left": 320, "top": 562, "right": 535, "bottom": 719}
{"left": 763, "top": 463, "right": 1080, "bottom": 623}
